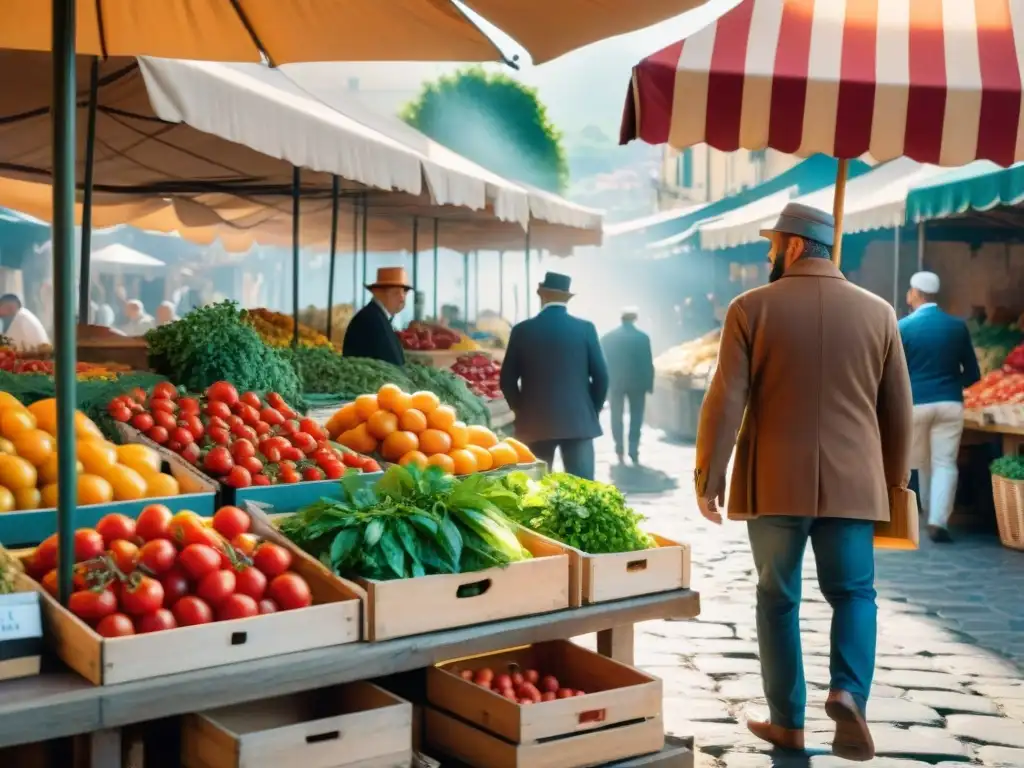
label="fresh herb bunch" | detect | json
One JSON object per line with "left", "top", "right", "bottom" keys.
{"left": 286, "top": 348, "right": 412, "bottom": 398}
{"left": 278, "top": 465, "right": 530, "bottom": 582}
{"left": 0, "top": 545, "right": 23, "bottom": 595}
{"left": 503, "top": 472, "right": 654, "bottom": 554}
{"left": 405, "top": 363, "right": 491, "bottom": 427}
{"left": 146, "top": 301, "right": 303, "bottom": 404}
{"left": 992, "top": 455, "right": 1024, "bottom": 481}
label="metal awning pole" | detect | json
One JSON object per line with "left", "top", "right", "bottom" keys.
{"left": 53, "top": 0, "right": 78, "bottom": 605}
{"left": 463, "top": 252, "right": 470, "bottom": 324}
{"left": 411, "top": 217, "right": 421, "bottom": 321}
{"left": 326, "top": 176, "right": 339, "bottom": 341}
{"left": 291, "top": 167, "right": 301, "bottom": 348}
{"left": 892, "top": 226, "right": 901, "bottom": 310}
{"left": 432, "top": 219, "right": 439, "bottom": 319}
{"left": 77, "top": 57, "right": 99, "bottom": 325}
{"left": 361, "top": 195, "right": 369, "bottom": 308}
{"left": 473, "top": 251, "right": 479, "bottom": 321}
{"left": 498, "top": 251, "right": 505, "bottom": 318}
{"left": 352, "top": 195, "right": 359, "bottom": 306}
{"left": 524, "top": 225, "right": 532, "bottom": 317}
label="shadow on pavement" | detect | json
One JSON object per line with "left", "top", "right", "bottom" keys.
{"left": 609, "top": 463, "right": 679, "bottom": 495}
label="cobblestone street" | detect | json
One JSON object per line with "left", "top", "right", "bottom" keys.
{"left": 573, "top": 419, "right": 1024, "bottom": 767}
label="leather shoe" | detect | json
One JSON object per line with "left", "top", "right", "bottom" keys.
{"left": 825, "top": 689, "right": 875, "bottom": 761}
{"left": 746, "top": 719, "right": 805, "bottom": 750}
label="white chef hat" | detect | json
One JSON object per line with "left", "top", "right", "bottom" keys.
{"left": 910, "top": 271, "right": 940, "bottom": 294}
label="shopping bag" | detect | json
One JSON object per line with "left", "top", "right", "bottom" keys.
{"left": 874, "top": 487, "right": 920, "bottom": 550}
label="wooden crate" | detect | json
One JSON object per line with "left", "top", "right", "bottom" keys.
{"left": 426, "top": 640, "right": 662, "bottom": 745}
{"left": 182, "top": 681, "right": 413, "bottom": 768}
{"left": 13, "top": 551, "right": 360, "bottom": 686}
{"left": 428, "top": 735, "right": 692, "bottom": 768}
{"left": 0, "top": 591, "right": 42, "bottom": 682}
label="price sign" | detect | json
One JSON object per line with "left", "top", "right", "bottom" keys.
{"left": 0, "top": 592, "right": 42, "bottom": 642}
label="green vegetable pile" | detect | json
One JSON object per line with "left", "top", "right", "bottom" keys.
{"left": 278, "top": 465, "right": 531, "bottom": 583}
{"left": 502, "top": 472, "right": 654, "bottom": 554}
{"left": 146, "top": 302, "right": 303, "bottom": 406}
{"left": 992, "top": 455, "right": 1024, "bottom": 481}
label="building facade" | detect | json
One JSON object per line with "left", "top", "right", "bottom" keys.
{"left": 656, "top": 146, "right": 800, "bottom": 210}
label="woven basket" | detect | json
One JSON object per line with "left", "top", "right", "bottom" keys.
{"left": 991, "top": 474, "right": 1024, "bottom": 551}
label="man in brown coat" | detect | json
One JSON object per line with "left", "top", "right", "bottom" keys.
{"left": 694, "top": 202, "right": 913, "bottom": 762}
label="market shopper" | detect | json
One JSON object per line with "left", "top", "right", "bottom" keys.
{"left": 342, "top": 267, "right": 410, "bottom": 366}
{"left": 119, "top": 299, "right": 156, "bottom": 336}
{"left": 155, "top": 300, "right": 179, "bottom": 327}
{"left": 899, "top": 271, "right": 981, "bottom": 543}
{"left": 0, "top": 294, "right": 49, "bottom": 349}
{"left": 601, "top": 307, "right": 654, "bottom": 464}
{"left": 693, "top": 202, "right": 913, "bottom": 762}
{"left": 500, "top": 272, "right": 609, "bottom": 480}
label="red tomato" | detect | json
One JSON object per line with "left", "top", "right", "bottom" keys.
{"left": 203, "top": 446, "right": 234, "bottom": 476}
{"left": 178, "top": 544, "right": 222, "bottom": 580}
{"left": 290, "top": 432, "right": 318, "bottom": 455}
{"left": 136, "top": 504, "right": 173, "bottom": 541}
{"left": 121, "top": 576, "right": 165, "bottom": 616}
{"left": 321, "top": 461, "right": 344, "bottom": 480}
{"left": 183, "top": 414, "right": 204, "bottom": 440}
{"left": 302, "top": 467, "right": 324, "bottom": 482}
{"left": 266, "top": 392, "right": 286, "bottom": 409}
{"left": 239, "top": 404, "right": 263, "bottom": 426}
{"left": 252, "top": 473, "right": 271, "bottom": 486}
{"left": 74, "top": 529, "right": 105, "bottom": 562}
{"left": 240, "top": 391, "right": 262, "bottom": 409}
{"left": 69, "top": 589, "right": 118, "bottom": 621}
{"left": 225, "top": 466, "right": 252, "bottom": 488}
{"left": 146, "top": 425, "right": 169, "bottom": 445}
{"left": 260, "top": 407, "right": 285, "bottom": 426}
{"left": 180, "top": 442, "right": 201, "bottom": 465}
{"left": 253, "top": 543, "right": 292, "bottom": 578}
{"left": 212, "top": 506, "right": 250, "bottom": 539}
{"left": 96, "top": 513, "right": 136, "bottom": 547}
{"left": 362, "top": 459, "right": 381, "bottom": 473}
{"left": 207, "top": 427, "right": 231, "bottom": 445}
{"left": 152, "top": 382, "right": 179, "bottom": 401}
{"left": 197, "top": 569, "right": 237, "bottom": 607}
{"left": 108, "top": 540, "right": 139, "bottom": 573}
{"left": 232, "top": 424, "right": 259, "bottom": 443}
{"left": 168, "top": 511, "right": 206, "bottom": 546}
{"left": 254, "top": 421, "right": 272, "bottom": 437}
{"left": 298, "top": 418, "right": 323, "bottom": 438}
{"left": 32, "top": 534, "right": 59, "bottom": 574}
{"left": 109, "top": 404, "right": 133, "bottom": 423}
{"left": 173, "top": 596, "right": 214, "bottom": 626}
{"left": 230, "top": 440, "right": 256, "bottom": 461}
{"left": 234, "top": 565, "right": 267, "bottom": 601}
{"left": 159, "top": 569, "right": 190, "bottom": 607}
{"left": 239, "top": 456, "right": 263, "bottom": 475}
{"left": 279, "top": 467, "right": 300, "bottom": 484}
{"left": 280, "top": 420, "right": 299, "bottom": 436}
{"left": 130, "top": 412, "right": 154, "bottom": 432}
{"left": 138, "top": 538, "right": 177, "bottom": 574}
{"left": 177, "top": 397, "right": 200, "bottom": 415}
{"left": 129, "top": 387, "right": 147, "bottom": 403}
{"left": 258, "top": 598, "right": 279, "bottom": 615}
{"left": 136, "top": 608, "right": 177, "bottom": 634}
{"left": 153, "top": 410, "right": 177, "bottom": 431}
{"left": 217, "top": 593, "right": 259, "bottom": 621}
{"left": 206, "top": 381, "right": 239, "bottom": 407}
{"left": 268, "top": 573, "right": 312, "bottom": 610}
{"left": 96, "top": 613, "right": 135, "bottom": 638}
{"left": 261, "top": 444, "right": 282, "bottom": 463}
{"left": 281, "top": 446, "right": 303, "bottom": 463}
{"left": 150, "top": 398, "right": 178, "bottom": 414}
{"left": 231, "top": 533, "right": 259, "bottom": 557}
{"left": 170, "top": 426, "right": 194, "bottom": 447}
{"left": 204, "top": 400, "right": 231, "bottom": 420}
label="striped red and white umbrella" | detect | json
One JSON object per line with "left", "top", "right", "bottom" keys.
{"left": 621, "top": 0, "right": 1024, "bottom": 168}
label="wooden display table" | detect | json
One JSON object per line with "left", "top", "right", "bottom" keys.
{"left": 964, "top": 420, "right": 1024, "bottom": 456}
{"left": 0, "top": 589, "right": 700, "bottom": 766}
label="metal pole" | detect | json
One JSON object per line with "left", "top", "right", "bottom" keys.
{"left": 326, "top": 176, "right": 339, "bottom": 341}
{"left": 432, "top": 219, "right": 439, "bottom": 319}
{"left": 524, "top": 226, "right": 532, "bottom": 317}
{"left": 463, "top": 252, "right": 470, "bottom": 325}
{"left": 78, "top": 57, "right": 99, "bottom": 325}
{"left": 361, "top": 195, "right": 369, "bottom": 308}
{"left": 917, "top": 221, "right": 926, "bottom": 271}
{"left": 352, "top": 196, "right": 359, "bottom": 305}
{"left": 291, "top": 167, "right": 301, "bottom": 348}
{"left": 411, "top": 217, "right": 421, "bottom": 321}
{"left": 473, "top": 251, "right": 479, "bottom": 321}
{"left": 893, "top": 226, "right": 901, "bottom": 311}
{"left": 498, "top": 251, "right": 505, "bottom": 319}
{"left": 53, "top": 0, "right": 78, "bottom": 606}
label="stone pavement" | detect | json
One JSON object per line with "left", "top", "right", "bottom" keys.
{"left": 569, "top": 419, "right": 1024, "bottom": 767}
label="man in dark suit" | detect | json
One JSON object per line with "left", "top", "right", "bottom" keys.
{"left": 602, "top": 307, "right": 655, "bottom": 464}
{"left": 342, "top": 267, "right": 410, "bottom": 366}
{"left": 500, "top": 272, "right": 609, "bottom": 480}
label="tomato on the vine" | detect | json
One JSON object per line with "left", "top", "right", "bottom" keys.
{"left": 121, "top": 576, "right": 165, "bottom": 616}
{"left": 74, "top": 529, "right": 105, "bottom": 562}
{"left": 253, "top": 543, "right": 292, "bottom": 578}
{"left": 69, "top": 589, "right": 118, "bottom": 621}
{"left": 109, "top": 540, "right": 139, "bottom": 573}
{"left": 178, "top": 544, "right": 221, "bottom": 580}
{"left": 268, "top": 573, "right": 312, "bottom": 610}
{"left": 212, "top": 506, "right": 250, "bottom": 539}
{"left": 136, "top": 608, "right": 177, "bottom": 634}
{"left": 168, "top": 510, "right": 204, "bottom": 545}
{"left": 197, "top": 570, "right": 236, "bottom": 607}
{"left": 173, "top": 596, "right": 214, "bottom": 626}
{"left": 217, "top": 593, "right": 259, "bottom": 621}
{"left": 138, "top": 538, "right": 177, "bottom": 574}
{"left": 96, "top": 613, "right": 135, "bottom": 637}
{"left": 231, "top": 533, "right": 259, "bottom": 557}
{"left": 136, "top": 504, "right": 173, "bottom": 541}
{"left": 96, "top": 513, "right": 136, "bottom": 547}
{"left": 234, "top": 565, "right": 267, "bottom": 601}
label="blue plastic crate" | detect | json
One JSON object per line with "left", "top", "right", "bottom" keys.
{"left": 219, "top": 472, "right": 383, "bottom": 512}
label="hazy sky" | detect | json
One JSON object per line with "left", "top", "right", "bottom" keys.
{"left": 286, "top": 0, "right": 739, "bottom": 135}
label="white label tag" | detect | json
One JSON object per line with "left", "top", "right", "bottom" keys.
{"left": 0, "top": 593, "right": 43, "bottom": 641}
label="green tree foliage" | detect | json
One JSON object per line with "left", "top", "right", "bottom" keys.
{"left": 402, "top": 67, "right": 569, "bottom": 194}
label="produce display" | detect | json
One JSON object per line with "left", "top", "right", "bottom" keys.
{"left": 398, "top": 322, "right": 479, "bottom": 352}
{"left": 450, "top": 353, "right": 502, "bottom": 401}
{"left": 146, "top": 301, "right": 304, "bottom": 406}
{"left": 452, "top": 661, "right": 588, "bottom": 706}
{"left": 107, "top": 381, "right": 379, "bottom": 489}
{"left": 405, "top": 363, "right": 491, "bottom": 428}
{"left": 244, "top": 307, "right": 335, "bottom": 350}
{"left": 502, "top": 472, "right": 654, "bottom": 554}
{"left": 278, "top": 464, "right": 531, "bottom": 582}
{"left": 654, "top": 329, "right": 720, "bottom": 379}
{"left": 964, "top": 370, "right": 1024, "bottom": 409}
{"left": 0, "top": 394, "right": 182, "bottom": 512}
{"left": 325, "top": 384, "right": 532, "bottom": 475}
{"left": 992, "top": 455, "right": 1024, "bottom": 481}
{"left": 0, "top": 347, "right": 131, "bottom": 380}
{"left": 22, "top": 505, "right": 314, "bottom": 636}
{"left": 298, "top": 304, "right": 354, "bottom": 348}
{"left": 968, "top": 319, "right": 1024, "bottom": 376}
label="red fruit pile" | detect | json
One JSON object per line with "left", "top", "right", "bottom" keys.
{"left": 451, "top": 354, "right": 501, "bottom": 401}
{"left": 107, "top": 380, "right": 379, "bottom": 488}
{"left": 459, "top": 665, "right": 587, "bottom": 706}
{"left": 26, "top": 504, "right": 313, "bottom": 637}
{"left": 397, "top": 322, "right": 461, "bottom": 351}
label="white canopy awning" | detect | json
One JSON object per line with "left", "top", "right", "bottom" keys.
{"left": 88, "top": 244, "right": 166, "bottom": 276}
{"left": 699, "top": 189, "right": 797, "bottom": 250}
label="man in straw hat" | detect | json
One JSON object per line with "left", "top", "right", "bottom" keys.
{"left": 693, "top": 202, "right": 913, "bottom": 762}
{"left": 899, "top": 271, "right": 980, "bottom": 544}
{"left": 342, "top": 267, "right": 411, "bottom": 366}
{"left": 601, "top": 306, "right": 654, "bottom": 464}
{"left": 500, "top": 272, "right": 609, "bottom": 480}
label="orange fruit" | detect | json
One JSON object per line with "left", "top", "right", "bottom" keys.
{"left": 328, "top": 403, "right": 361, "bottom": 437}
{"left": 426, "top": 453, "right": 455, "bottom": 474}
{"left": 38, "top": 454, "right": 84, "bottom": 485}
{"left": 410, "top": 391, "right": 441, "bottom": 415}
{"left": 0, "top": 437, "right": 14, "bottom": 454}
{"left": 104, "top": 464, "right": 148, "bottom": 501}
{"left": 339, "top": 423, "right": 377, "bottom": 455}
{"left": 447, "top": 421, "right": 469, "bottom": 449}
{"left": 398, "top": 408, "right": 428, "bottom": 433}
{"left": 0, "top": 408, "right": 36, "bottom": 439}
{"left": 13, "top": 487, "right": 41, "bottom": 510}
{"left": 39, "top": 483, "right": 58, "bottom": 509}
{"left": 505, "top": 437, "right": 536, "bottom": 463}
{"left": 26, "top": 399, "right": 56, "bottom": 435}
{"left": 467, "top": 425, "right": 499, "bottom": 449}
{"left": 78, "top": 473, "right": 114, "bottom": 505}
{"left": 0, "top": 454, "right": 37, "bottom": 491}
{"left": 381, "top": 430, "right": 419, "bottom": 461}
{"left": 388, "top": 391, "right": 412, "bottom": 416}
{"left": 116, "top": 443, "right": 161, "bottom": 475}
{"left": 366, "top": 410, "right": 399, "bottom": 440}
{"left": 466, "top": 445, "right": 493, "bottom": 472}
{"left": 448, "top": 449, "right": 478, "bottom": 476}
{"left": 398, "top": 450, "right": 428, "bottom": 469}
{"left": 144, "top": 472, "right": 180, "bottom": 498}
{"left": 0, "top": 392, "right": 26, "bottom": 412}
{"left": 419, "top": 429, "right": 453, "bottom": 456}
{"left": 12, "top": 429, "right": 55, "bottom": 467}
{"left": 427, "top": 405, "right": 457, "bottom": 431}
{"left": 75, "top": 412, "right": 105, "bottom": 441}
{"left": 488, "top": 442, "right": 519, "bottom": 468}
{"left": 377, "top": 384, "right": 412, "bottom": 415}
{"left": 354, "top": 394, "right": 379, "bottom": 421}
{"left": 0, "top": 486, "right": 12, "bottom": 512}
{"left": 77, "top": 440, "right": 118, "bottom": 475}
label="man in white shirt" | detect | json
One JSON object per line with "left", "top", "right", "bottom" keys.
{"left": 119, "top": 299, "right": 156, "bottom": 337}
{"left": 0, "top": 294, "right": 50, "bottom": 349}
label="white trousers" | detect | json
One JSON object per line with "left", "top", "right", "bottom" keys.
{"left": 910, "top": 402, "right": 964, "bottom": 528}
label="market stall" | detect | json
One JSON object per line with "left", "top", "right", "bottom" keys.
{"left": 646, "top": 331, "right": 718, "bottom": 441}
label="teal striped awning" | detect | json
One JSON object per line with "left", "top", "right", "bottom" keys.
{"left": 905, "top": 161, "right": 1024, "bottom": 223}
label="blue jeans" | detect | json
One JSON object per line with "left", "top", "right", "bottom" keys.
{"left": 610, "top": 389, "right": 646, "bottom": 459}
{"left": 529, "top": 438, "right": 595, "bottom": 480}
{"left": 747, "top": 516, "right": 877, "bottom": 729}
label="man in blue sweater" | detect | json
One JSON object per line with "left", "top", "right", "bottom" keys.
{"left": 898, "top": 272, "right": 981, "bottom": 543}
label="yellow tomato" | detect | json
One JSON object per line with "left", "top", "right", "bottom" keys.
{"left": 0, "top": 486, "right": 14, "bottom": 513}
{"left": 0, "top": 437, "right": 15, "bottom": 455}
{"left": 25, "top": 398, "right": 56, "bottom": 436}
{"left": 77, "top": 440, "right": 118, "bottom": 475}
{"left": 39, "top": 483, "right": 58, "bottom": 508}
{"left": 144, "top": 472, "right": 180, "bottom": 498}
{"left": 0, "top": 408, "right": 36, "bottom": 440}
{"left": 75, "top": 412, "right": 106, "bottom": 441}
{"left": 116, "top": 443, "right": 161, "bottom": 475}
{"left": 38, "top": 454, "right": 84, "bottom": 485}
{"left": 77, "top": 474, "right": 114, "bottom": 506}
{"left": 0, "top": 392, "right": 26, "bottom": 412}
{"left": 13, "top": 488, "right": 41, "bottom": 510}
{"left": 0, "top": 454, "right": 37, "bottom": 491}
{"left": 12, "top": 429, "right": 55, "bottom": 467}
{"left": 103, "top": 464, "right": 148, "bottom": 501}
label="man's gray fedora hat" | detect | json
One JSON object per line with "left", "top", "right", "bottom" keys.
{"left": 759, "top": 202, "right": 836, "bottom": 247}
